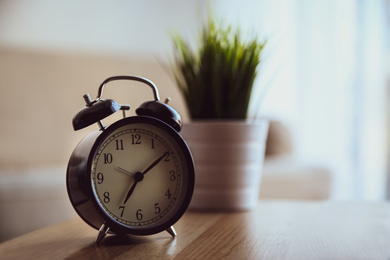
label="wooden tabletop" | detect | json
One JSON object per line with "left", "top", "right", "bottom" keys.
{"left": 1, "top": 200, "right": 390, "bottom": 260}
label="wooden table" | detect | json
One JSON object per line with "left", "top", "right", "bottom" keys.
{"left": 1, "top": 201, "right": 390, "bottom": 259}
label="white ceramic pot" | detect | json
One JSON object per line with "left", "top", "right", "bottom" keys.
{"left": 181, "top": 120, "right": 269, "bottom": 211}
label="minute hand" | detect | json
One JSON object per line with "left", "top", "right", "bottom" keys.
{"left": 142, "top": 152, "right": 169, "bottom": 175}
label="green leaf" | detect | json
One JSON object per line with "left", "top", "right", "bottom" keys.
{"left": 170, "top": 17, "right": 266, "bottom": 119}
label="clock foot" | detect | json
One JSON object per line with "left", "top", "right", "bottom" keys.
{"left": 96, "top": 223, "right": 110, "bottom": 245}
{"left": 166, "top": 226, "right": 177, "bottom": 237}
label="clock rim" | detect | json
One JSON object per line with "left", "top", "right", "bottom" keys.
{"left": 86, "top": 115, "right": 195, "bottom": 235}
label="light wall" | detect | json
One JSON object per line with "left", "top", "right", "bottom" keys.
{"left": 0, "top": 0, "right": 205, "bottom": 58}
{"left": 0, "top": 48, "right": 185, "bottom": 167}
{"left": 0, "top": 0, "right": 206, "bottom": 167}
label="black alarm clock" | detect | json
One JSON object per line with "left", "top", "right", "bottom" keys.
{"left": 66, "top": 75, "right": 195, "bottom": 244}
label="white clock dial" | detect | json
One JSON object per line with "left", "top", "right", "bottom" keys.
{"left": 91, "top": 122, "right": 187, "bottom": 230}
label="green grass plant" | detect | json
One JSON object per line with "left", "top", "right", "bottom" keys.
{"left": 171, "top": 17, "right": 266, "bottom": 119}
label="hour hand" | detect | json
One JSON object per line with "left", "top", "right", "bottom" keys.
{"left": 123, "top": 180, "right": 138, "bottom": 204}
{"left": 123, "top": 171, "right": 144, "bottom": 204}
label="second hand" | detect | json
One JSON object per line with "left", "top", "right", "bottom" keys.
{"left": 116, "top": 167, "right": 135, "bottom": 177}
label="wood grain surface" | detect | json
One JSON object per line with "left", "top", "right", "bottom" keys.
{"left": 1, "top": 201, "right": 389, "bottom": 260}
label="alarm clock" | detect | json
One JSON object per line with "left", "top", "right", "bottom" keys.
{"left": 66, "top": 75, "right": 195, "bottom": 245}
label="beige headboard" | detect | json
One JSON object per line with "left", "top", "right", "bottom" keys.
{"left": 0, "top": 47, "right": 186, "bottom": 167}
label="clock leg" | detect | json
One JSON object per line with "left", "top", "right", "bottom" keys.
{"left": 96, "top": 223, "right": 110, "bottom": 245}
{"left": 166, "top": 226, "right": 177, "bottom": 237}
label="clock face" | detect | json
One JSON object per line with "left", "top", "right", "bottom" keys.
{"left": 89, "top": 117, "right": 194, "bottom": 234}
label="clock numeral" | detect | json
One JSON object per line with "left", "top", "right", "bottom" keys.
{"left": 136, "top": 209, "right": 143, "bottom": 221}
{"left": 116, "top": 139, "right": 124, "bottom": 150}
{"left": 103, "top": 153, "right": 113, "bottom": 164}
{"left": 169, "top": 171, "right": 176, "bottom": 181}
{"left": 131, "top": 134, "right": 141, "bottom": 145}
{"left": 103, "top": 192, "right": 110, "bottom": 203}
{"left": 119, "top": 206, "right": 125, "bottom": 217}
{"left": 154, "top": 203, "right": 161, "bottom": 214}
{"left": 151, "top": 138, "right": 155, "bottom": 149}
{"left": 165, "top": 189, "right": 172, "bottom": 199}
{"left": 165, "top": 152, "right": 170, "bottom": 162}
{"left": 97, "top": 172, "right": 104, "bottom": 184}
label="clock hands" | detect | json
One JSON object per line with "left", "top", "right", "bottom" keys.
{"left": 142, "top": 151, "right": 169, "bottom": 176}
{"left": 123, "top": 176, "right": 140, "bottom": 204}
{"left": 122, "top": 151, "right": 169, "bottom": 205}
{"left": 116, "top": 166, "right": 135, "bottom": 176}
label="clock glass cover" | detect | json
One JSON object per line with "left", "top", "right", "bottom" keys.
{"left": 90, "top": 117, "right": 193, "bottom": 234}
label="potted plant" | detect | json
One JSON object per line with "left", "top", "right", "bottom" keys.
{"left": 170, "top": 17, "right": 269, "bottom": 211}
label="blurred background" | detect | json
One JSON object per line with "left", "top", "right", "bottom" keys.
{"left": 0, "top": 0, "right": 389, "bottom": 241}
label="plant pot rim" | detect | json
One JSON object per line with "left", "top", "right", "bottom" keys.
{"left": 184, "top": 119, "right": 269, "bottom": 126}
